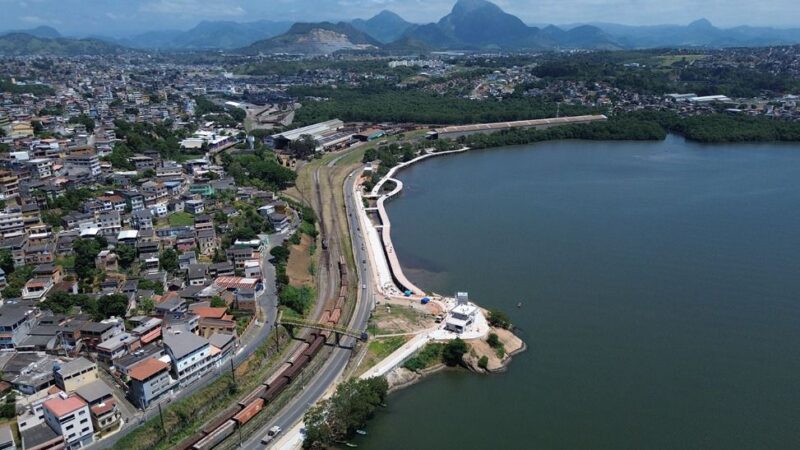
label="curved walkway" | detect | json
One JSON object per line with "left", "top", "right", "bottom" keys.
{"left": 365, "top": 147, "right": 470, "bottom": 297}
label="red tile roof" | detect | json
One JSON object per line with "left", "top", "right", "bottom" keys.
{"left": 189, "top": 306, "right": 227, "bottom": 319}
{"left": 128, "top": 358, "right": 169, "bottom": 382}
{"left": 43, "top": 395, "right": 86, "bottom": 417}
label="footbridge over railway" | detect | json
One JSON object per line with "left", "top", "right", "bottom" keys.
{"left": 276, "top": 311, "right": 369, "bottom": 345}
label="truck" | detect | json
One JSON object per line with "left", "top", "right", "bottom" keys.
{"left": 261, "top": 426, "right": 282, "bottom": 444}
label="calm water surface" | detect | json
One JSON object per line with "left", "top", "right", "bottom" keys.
{"left": 357, "top": 135, "right": 800, "bottom": 450}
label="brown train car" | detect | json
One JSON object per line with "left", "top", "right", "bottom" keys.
{"left": 282, "top": 355, "right": 309, "bottom": 381}
{"left": 304, "top": 330, "right": 320, "bottom": 343}
{"left": 335, "top": 296, "right": 346, "bottom": 310}
{"left": 328, "top": 308, "right": 341, "bottom": 325}
{"left": 202, "top": 404, "right": 242, "bottom": 434}
{"left": 173, "top": 431, "right": 207, "bottom": 450}
{"left": 238, "top": 385, "right": 266, "bottom": 407}
{"left": 263, "top": 376, "right": 289, "bottom": 401}
{"left": 304, "top": 335, "right": 325, "bottom": 357}
{"left": 265, "top": 362, "right": 292, "bottom": 387}
{"left": 233, "top": 398, "right": 265, "bottom": 425}
{"left": 288, "top": 342, "right": 311, "bottom": 364}
{"left": 193, "top": 420, "right": 236, "bottom": 450}
{"left": 318, "top": 310, "right": 331, "bottom": 324}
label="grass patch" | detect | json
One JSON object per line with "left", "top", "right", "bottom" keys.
{"left": 403, "top": 343, "right": 445, "bottom": 372}
{"left": 369, "top": 336, "right": 407, "bottom": 359}
{"left": 55, "top": 255, "right": 75, "bottom": 270}
{"left": 168, "top": 212, "right": 195, "bottom": 226}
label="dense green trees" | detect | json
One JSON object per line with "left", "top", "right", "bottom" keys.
{"left": 74, "top": 236, "right": 107, "bottom": 290}
{"left": 303, "top": 377, "right": 389, "bottom": 449}
{"left": 159, "top": 248, "right": 178, "bottom": 273}
{"left": 487, "top": 309, "right": 511, "bottom": 329}
{"left": 289, "top": 83, "right": 595, "bottom": 126}
{"left": 137, "top": 279, "right": 164, "bottom": 295}
{"left": 0, "top": 77, "right": 54, "bottom": 95}
{"left": 116, "top": 244, "right": 137, "bottom": 269}
{"left": 107, "top": 143, "right": 135, "bottom": 170}
{"left": 0, "top": 248, "right": 14, "bottom": 275}
{"left": 278, "top": 285, "right": 314, "bottom": 315}
{"left": 96, "top": 293, "right": 129, "bottom": 319}
{"left": 1, "top": 265, "right": 32, "bottom": 299}
{"left": 442, "top": 338, "right": 469, "bottom": 366}
{"left": 68, "top": 113, "right": 95, "bottom": 133}
{"left": 288, "top": 135, "right": 317, "bottom": 159}
{"left": 222, "top": 149, "right": 296, "bottom": 191}
{"left": 113, "top": 119, "right": 190, "bottom": 160}
{"left": 625, "top": 110, "right": 800, "bottom": 143}
{"left": 40, "top": 291, "right": 129, "bottom": 320}
{"left": 270, "top": 245, "right": 290, "bottom": 264}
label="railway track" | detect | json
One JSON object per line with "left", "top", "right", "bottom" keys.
{"left": 172, "top": 158, "right": 352, "bottom": 450}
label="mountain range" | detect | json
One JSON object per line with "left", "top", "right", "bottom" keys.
{"left": 0, "top": 32, "right": 124, "bottom": 56}
{"left": 4, "top": 0, "right": 800, "bottom": 56}
{"left": 117, "top": 20, "right": 293, "bottom": 50}
{"left": 351, "top": 10, "right": 414, "bottom": 44}
{"left": 240, "top": 22, "right": 380, "bottom": 55}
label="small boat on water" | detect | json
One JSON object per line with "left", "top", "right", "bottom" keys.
{"left": 517, "top": 302, "right": 523, "bottom": 308}
{"left": 356, "top": 429, "right": 367, "bottom": 436}
{"left": 345, "top": 443, "right": 358, "bottom": 448}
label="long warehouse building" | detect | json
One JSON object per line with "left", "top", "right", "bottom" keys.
{"left": 434, "top": 114, "right": 607, "bottom": 139}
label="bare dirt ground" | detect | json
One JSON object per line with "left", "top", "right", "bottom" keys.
{"left": 465, "top": 326, "right": 525, "bottom": 371}
{"left": 370, "top": 303, "right": 436, "bottom": 335}
{"left": 286, "top": 233, "right": 314, "bottom": 286}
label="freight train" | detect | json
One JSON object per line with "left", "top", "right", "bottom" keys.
{"left": 174, "top": 256, "right": 351, "bottom": 450}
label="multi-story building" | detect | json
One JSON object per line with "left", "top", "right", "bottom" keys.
{"left": 41, "top": 393, "right": 94, "bottom": 449}
{"left": 130, "top": 209, "right": 153, "bottom": 230}
{"left": 195, "top": 229, "right": 217, "bottom": 255}
{"left": 0, "top": 170, "right": 20, "bottom": 201}
{"left": 0, "top": 212, "right": 24, "bottom": 237}
{"left": 74, "top": 380, "right": 121, "bottom": 434}
{"left": 119, "top": 191, "right": 145, "bottom": 212}
{"left": 65, "top": 148, "right": 101, "bottom": 178}
{"left": 95, "top": 210, "right": 121, "bottom": 236}
{"left": 141, "top": 181, "right": 167, "bottom": 207}
{"left": 163, "top": 330, "right": 214, "bottom": 387}
{"left": 78, "top": 320, "right": 124, "bottom": 351}
{"left": 22, "top": 277, "right": 53, "bottom": 300}
{"left": 0, "top": 303, "right": 36, "bottom": 350}
{"left": 54, "top": 357, "right": 98, "bottom": 393}
{"left": 127, "top": 357, "right": 176, "bottom": 409}
{"left": 26, "top": 158, "right": 53, "bottom": 180}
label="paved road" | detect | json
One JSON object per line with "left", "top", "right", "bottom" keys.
{"left": 242, "top": 163, "right": 375, "bottom": 448}
{"left": 88, "top": 227, "right": 292, "bottom": 449}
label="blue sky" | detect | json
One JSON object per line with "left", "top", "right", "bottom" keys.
{"left": 1, "top": 0, "right": 798, "bottom": 36}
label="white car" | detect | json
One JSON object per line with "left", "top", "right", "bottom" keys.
{"left": 261, "top": 426, "right": 282, "bottom": 444}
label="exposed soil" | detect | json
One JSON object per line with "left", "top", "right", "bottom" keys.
{"left": 286, "top": 233, "right": 314, "bottom": 286}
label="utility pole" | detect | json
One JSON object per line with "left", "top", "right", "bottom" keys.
{"left": 158, "top": 403, "right": 165, "bottom": 436}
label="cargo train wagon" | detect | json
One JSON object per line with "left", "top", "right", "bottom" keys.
{"left": 174, "top": 255, "right": 352, "bottom": 449}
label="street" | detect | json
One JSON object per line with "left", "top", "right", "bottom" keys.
{"left": 87, "top": 227, "right": 291, "bottom": 450}
{"left": 241, "top": 163, "right": 375, "bottom": 449}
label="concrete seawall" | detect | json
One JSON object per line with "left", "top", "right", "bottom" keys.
{"left": 363, "top": 147, "right": 470, "bottom": 297}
